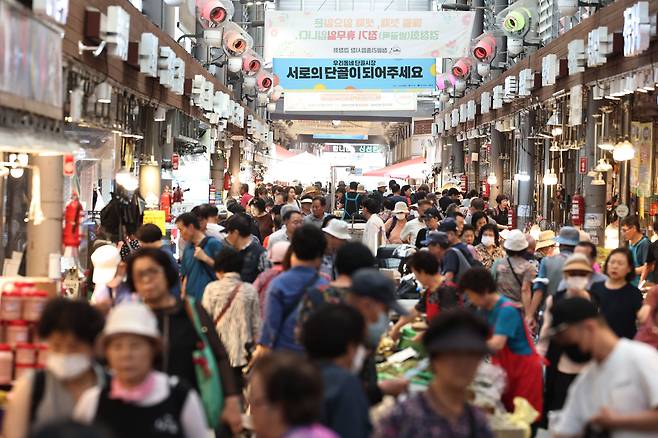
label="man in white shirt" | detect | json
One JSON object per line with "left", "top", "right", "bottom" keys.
{"left": 401, "top": 199, "right": 432, "bottom": 245}
{"left": 362, "top": 198, "right": 385, "bottom": 256}
{"left": 267, "top": 207, "right": 303, "bottom": 250}
{"left": 550, "top": 297, "right": 658, "bottom": 438}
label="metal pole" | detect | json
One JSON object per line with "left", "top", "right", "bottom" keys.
{"left": 583, "top": 94, "right": 605, "bottom": 245}
{"left": 26, "top": 155, "right": 63, "bottom": 277}
{"left": 517, "top": 110, "right": 535, "bottom": 230}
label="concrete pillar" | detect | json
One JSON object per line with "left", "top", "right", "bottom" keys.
{"left": 490, "top": 129, "right": 505, "bottom": 203}
{"left": 26, "top": 155, "right": 63, "bottom": 277}
{"left": 453, "top": 139, "right": 465, "bottom": 175}
{"left": 517, "top": 111, "right": 535, "bottom": 230}
{"left": 228, "top": 140, "right": 241, "bottom": 198}
{"left": 583, "top": 95, "right": 606, "bottom": 244}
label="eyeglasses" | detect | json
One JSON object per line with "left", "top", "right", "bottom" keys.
{"left": 133, "top": 266, "right": 164, "bottom": 281}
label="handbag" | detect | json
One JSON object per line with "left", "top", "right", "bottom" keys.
{"left": 184, "top": 297, "right": 224, "bottom": 429}
{"left": 214, "top": 284, "right": 241, "bottom": 326}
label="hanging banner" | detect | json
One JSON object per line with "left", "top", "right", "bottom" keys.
{"left": 630, "top": 122, "right": 652, "bottom": 197}
{"left": 264, "top": 11, "right": 475, "bottom": 61}
{"left": 275, "top": 58, "right": 436, "bottom": 91}
{"left": 284, "top": 90, "right": 417, "bottom": 112}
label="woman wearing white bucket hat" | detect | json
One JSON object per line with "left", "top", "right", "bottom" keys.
{"left": 491, "top": 230, "right": 537, "bottom": 316}
{"left": 384, "top": 202, "right": 409, "bottom": 244}
{"left": 74, "top": 302, "right": 208, "bottom": 438}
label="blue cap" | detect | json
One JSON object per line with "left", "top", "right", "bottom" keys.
{"left": 421, "top": 231, "right": 450, "bottom": 247}
{"left": 556, "top": 226, "right": 580, "bottom": 246}
{"left": 438, "top": 218, "right": 458, "bottom": 232}
{"left": 351, "top": 268, "right": 408, "bottom": 316}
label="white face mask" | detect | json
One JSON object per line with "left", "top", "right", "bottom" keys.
{"left": 481, "top": 236, "right": 495, "bottom": 247}
{"left": 46, "top": 353, "right": 91, "bottom": 380}
{"left": 566, "top": 276, "right": 589, "bottom": 291}
{"left": 351, "top": 345, "right": 368, "bottom": 374}
{"left": 395, "top": 213, "right": 407, "bottom": 220}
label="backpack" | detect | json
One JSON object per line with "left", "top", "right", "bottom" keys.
{"left": 448, "top": 246, "right": 483, "bottom": 282}
{"left": 343, "top": 192, "right": 361, "bottom": 219}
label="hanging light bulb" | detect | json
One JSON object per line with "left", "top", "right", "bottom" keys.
{"left": 551, "top": 126, "right": 563, "bottom": 136}
{"left": 594, "top": 158, "right": 613, "bottom": 172}
{"left": 591, "top": 173, "right": 606, "bottom": 185}
{"left": 597, "top": 140, "right": 614, "bottom": 151}
{"left": 95, "top": 81, "right": 112, "bottom": 104}
{"left": 487, "top": 172, "right": 498, "bottom": 185}
{"left": 514, "top": 171, "right": 530, "bottom": 182}
{"left": 10, "top": 159, "right": 24, "bottom": 178}
{"left": 612, "top": 138, "right": 635, "bottom": 161}
{"left": 115, "top": 168, "right": 139, "bottom": 192}
{"left": 543, "top": 170, "right": 558, "bottom": 186}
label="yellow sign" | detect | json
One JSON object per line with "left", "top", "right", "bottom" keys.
{"left": 143, "top": 210, "right": 166, "bottom": 234}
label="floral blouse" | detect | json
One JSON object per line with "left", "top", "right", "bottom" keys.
{"left": 474, "top": 244, "right": 506, "bottom": 270}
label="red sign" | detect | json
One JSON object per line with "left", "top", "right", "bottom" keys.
{"left": 63, "top": 154, "right": 75, "bottom": 176}
{"left": 578, "top": 157, "right": 588, "bottom": 175}
{"left": 171, "top": 153, "right": 179, "bottom": 170}
{"left": 459, "top": 174, "right": 468, "bottom": 192}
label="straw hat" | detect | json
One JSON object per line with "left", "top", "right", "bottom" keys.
{"left": 392, "top": 202, "right": 410, "bottom": 214}
{"left": 562, "top": 253, "right": 594, "bottom": 273}
{"left": 535, "top": 230, "right": 556, "bottom": 249}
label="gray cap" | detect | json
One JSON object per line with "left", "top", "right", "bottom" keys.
{"left": 281, "top": 204, "right": 301, "bottom": 218}
{"left": 351, "top": 268, "right": 408, "bottom": 315}
{"left": 556, "top": 226, "right": 580, "bottom": 246}
{"left": 422, "top": 231, "right": 449, "bottom": 247}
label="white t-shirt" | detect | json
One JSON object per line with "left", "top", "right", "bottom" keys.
{"left": 400, "top": 218, "right": 424, "bottom": 245}
{"left": 554, "top": 339, "right": 658, "bottom": 438}
{"left": 363, "top": 215, "right": 385, "bottom": 256}
{"left": 74, "top": 372, "right": 208, "bottom": 438}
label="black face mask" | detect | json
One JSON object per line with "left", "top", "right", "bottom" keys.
{"left": 562, "top": 343, "right": 592, "bottom": 364}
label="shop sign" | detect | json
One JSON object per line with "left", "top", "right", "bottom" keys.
{"left": 584, "top": 213, "right": 604, "bottom": 229}
{"left": 63, "top": 154, "right": 75, "bottom": 176}
{"left": 623, "top": 2, "right": 654, "bottom": 57}
{"left": 503, "top": 76, "right": 517, "bottom": 103}
{"left": 615, "top": 204, "right": 630, "bottom": 218}
{"left": 459, "top": 174, "right": 468, "bottom": 192}
{"left": 459, "top": 104, "right": 467, "bottom": 123}
{"left": 542, "top": 54, "right": 558, "bottom": 86}
{"left": 284, "top": 90, "right": 418, "bottom": 112}
{"left": 480, "top": 91, "right": 491, "bottom": 114}
{"left": 579, "top": 156, "right": 588, "bottom": 174}
{"left": 143, "top": 210, "right": 166, "bottom": 234}
{"left": 518, "top": 69, "right": 534, "bottom": 96}
{"left": 587, "top": 27, "right": 612, "bottom": 67}
{"left": 444, "top": 113, "right": 451, "bottom": 131}
{"left": 323, "top": 144, "right": 381, "bottom": 153}
{"left": 33, "top": 0, "right": 69, "bottom": 25}
{"left": 139, "top": 33, "right": 159, "bottom": 78}
{"left": 104, "top": 6, "right": 130, "bottom": 61}
{"left": 492, "top": 85, "right": 503, "bottom": 109}
{"left": 264, "top": 11, "right": 476, "bottom": 60}
{"left": 570, "top": 85, "right": 583, "bottom": 126}
{"left": 567, "top": 39, "right": 586, "bottom": 75}
{"left": 467, "top": 100, "right": 476, "bottom": 121}
{"left": 274, "top": 58, "right": 436, "bottom": 91}
{"left": 451, "top": 109, "right": 459, "bottom": 128}
{"left": 158, "top": 47, "right": 176, "bottom": 89}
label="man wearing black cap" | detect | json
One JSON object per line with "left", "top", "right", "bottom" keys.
{"left": 374, "top": 309, "right": 494, "bottom": 438}
{"left": 550, "top": 297, "right": 658, "bottom": 438}
{"left": 415, "top": 207, "right": 441, "bottom": 249}
{"left": 422, "top": 231, "right": 451, "bottom": 268}
{"left": 440, "top": 218, "right": 480, "bottom": 283}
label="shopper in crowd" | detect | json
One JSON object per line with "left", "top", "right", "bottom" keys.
{"left": 3, "top": 299, "right": 105, "bottom": 438}
{"left": 176, "top": 212, "right": 223, "bottom": 300}
{"left": 446, "top": 209, "right": 466, "bottom": 238}
{"left": 251, "top": 197, "right": 274, "bottom": 240}
{"left": 343, "top": 182, "right": 362, "bottom": 221}
{"left": 470, "top": 211, "right": 489, "bottom": 237}
{"left": 424, "top": 231, "right": 451, "bottom": 271}
{"left": 460, "top": 267, "right": 544, "bottom": 415}
{"left": 305, "top": 196, "right": 329, "bottom": 228}
{"left": 267, "top": 208, "right": 303, "bottom": 249}
{"left": 589, "top": 247, "right": 644, "bottom": 339}
{"left": 555, "top": 244, "right": 607, "bottom": 292}
{"left": 90, "top": 244, "right": 133, "bottom": 306}
{"left": 474, "top": 224, "right": 505, "bottom": 270}
{"left": 300, "top": 197, "right": 313, "bottom": 217}
{"left": 194, "top": 204, "right": 225, "bottom": 240}
{"left": 371, "top": 181, "right": 387, "bottom": 207}
{"left": 301, "top": 305, "right": 371, "bottom": 438}
{"left": 401, "top": 184, "right": 413, "bottom": 205}
{"left": 461, "top": 224, "right": 476, "bottom": 246}
{"left": 299, "top": 242, "right": 376, "bottom": 328}
{"left": 384, "top": 201, "right": 409, "bottom": 245}
{"left": 126, "top": 248, "right": 242, "bottom": 434}
{"left": 401, "top": 199, "right": 432, "bottom": 246}
{"left": 439, "top": 218, "right": 480, "bottom": 283}
{"left": 254, "top": 241, "right": 291, "bottom": 317}
{"left": 285, "top": 186, "right": 301, "bottom": 209}
{"left": 465, "top": 198, "right": 496, "bottom": 227}
{"left": 362, "top": 197, "right": 386, "bottom": 256}
{"left": 335, "top": 187, "right": 346, "bottom": 211}
{"left": 641, "top": 220, "right": 658, "bottom": 284}
{"left": 136, "top": 223, "right": 181, "bottom": 296}
{"left": 203, "top": 247, "right": 260, "bottom": 386}
{"left": 374, "top": 309, "right": 494, "bottom": 438}
{"left": 537, "top": 254, "right": 594, "bottom": 424}
{"left": 438, "top": 187, "right": 460, "bottom": 212}
{"left": 388, "top": 183, "right": 407, "bottom": 206}
{"left": 534, "top": 229, "right": 556, "bottom": 262}
{"left": 492, "top": 229, "right": 537, "bottom": 315}
{"left": 239, "top": 183, "right": 253, "bottom": 208}
{"left": 248, "top": 353, "right": 338, "bottom": 438}
{"left": 550, "top": 297, "right": 658, "bottom": 438}
{"left": 635, "top": 285, "right": 658, "bottom": 348}
{"left": 221, "top": 213, "right": 267, "bottom": 283}
{"left": 530, "top": 226, "right": 579, "bottom": 329}
{"left": 258, "top": 225, "right": 328, "bottom": 354}
{"left": 622, "top": 215, "right": 650, "bottom": 286}
{"left": 391, "top": 251, "right": 460, "bottom": 340}
{"left": 319, "top": 218, "right": 351, "bottom": 279}
{"left": 492, "top": 194, "right": 511, "bottom": 229}
{"left": 74, "top": 302, "right": 207, "bottom": 438}
{"left": 415, "top": 207, "right": 441, "bottom": 248}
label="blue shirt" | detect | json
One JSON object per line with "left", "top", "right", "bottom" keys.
{"left": 160, "top": 244, "right": 182, "bottom": 297}
{"left": 180, "top": 237, "right": 223, "bottom": 300}
{"left": 320, "top": 362, "right": 371, "bottom": 438}
{"left": 483, "top": 296, "right": 532, "bottom": 355}
{"left": 259, "top": 266, "right": 328, "bottom": 352}
{"left": 630, "top": 236, "right": 650, "bottom": 286}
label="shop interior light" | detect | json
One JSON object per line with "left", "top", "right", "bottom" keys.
{"left": 543, "top": 170, "right": 558, "bottom": 186}
{"left": 597, "top": 140, "right": 614, "bottom": 151}
{"left": 154, "top": 107, "right": 167, "bottom": 121}
{"left": 96, "top": 81, "right": 112, "bottom": 104}
{"left": 551, "top": 126, "right": 563, "bottom": 136}
{"left": 115, "top": 168, "right": 139, "bottom": 192}
{"left": 612, "top": 139, "right": 635, "bottom": 162}
{"left": 594, "top": 158, "right": 613, "bottom": 172}
{"left": 514, "top": 171, "right": 531, "bottom": 182}
{"left": 591, "top": 173, "right": 606, "bottom": 185}
{"left": 487, "top": 173, "right": 498, "bottom": 185}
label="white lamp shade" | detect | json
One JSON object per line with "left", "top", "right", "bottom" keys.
{"left": 487, "top": 173, "right": 498, "bottom": 185}
{"left": 543, "top": 171, "right": 558, "bottom": 185}
{"left": 612, "top": 140, "right": 635, "bottom": 161}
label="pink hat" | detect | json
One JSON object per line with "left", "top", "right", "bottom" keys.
{"left": 269, "top": 241, "right": 291, "bottom": 264}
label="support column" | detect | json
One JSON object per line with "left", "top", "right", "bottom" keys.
{"left": 490, "top": 129, "right": 505, "bottom": 203}
{"left": 453, "top": 138, "right": 465, "bottom": 175}
{"left": 583, "top": 95, "right": 605, "bottom": 245}
{"left": 26, "top": 155, "right": 63, "bottom": 277}
{"left": 517, "top": 111, "right": 535, "bottom": 230}
{"left": 228, "top": 140, "right": 241, "bottom": 198}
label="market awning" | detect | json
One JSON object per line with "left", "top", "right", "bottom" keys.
{"left": 363, "top": 156, "right": 427, "bottom": 180}
{"left": 274, "top": 144, "right": 297, "bottom": 161}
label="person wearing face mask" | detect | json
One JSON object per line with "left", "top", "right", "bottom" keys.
{"left": 345, "top": 269, "right": 410, "bottom": 405}
{"left": 3, "top": 299, "right": 105, "bottom": 438}
{"left": 384, "top": 202, "right": 409, "bottom": 244}
{"left": 474, "top": 224, "right": 505, "bottom": 270}
{"left": 74, "top": 302, "right": 208, "bottom": 438}
{"left": 301, "top": 304, "right": 371, "bottom": 438}
{"left": 537, "top": 254, "right": 594, "bottom": 426}
{"left": 549, "top": 297, "right": 658, "bottom": 438}
{"left": 374, "top": 310, "right": 494, "bottom": 438}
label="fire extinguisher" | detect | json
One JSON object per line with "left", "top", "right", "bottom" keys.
{"left": 223, "top": 172, "right": 231, "bottom": 191}
{"left": 571, "top": 192, "right": 585, "bottom": 226}
{"left": 209, "top": 184, "right": 216, "bottom": 205}
{"left": 171, "top": 153, "right": 179, "bottom": 170}
{"left": 62, "top": 194, "right": 83, "bottom": 247}
{"left": 508, "top": 205, "right": 517, "bottom": 230}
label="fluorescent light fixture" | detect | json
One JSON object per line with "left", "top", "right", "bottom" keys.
{"left": 597, "top": 140, "right": 614, "bottom": 151}
{"left": 543, "top": 170, "right": 558, "bottom": 186}
{"left": 514, "top": 171, "right": 530, "bottom": 182}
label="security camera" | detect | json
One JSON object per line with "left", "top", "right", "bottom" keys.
{"left": 451, "top": 58, "right": 472, "bottom": 79}
{"left": 267, "top": 102, "right": 277, "bottom": 113}
{"left": 203, "top": 29, "right": 223, "bottom": 48}
{"left": 257, "top": 92, "right": 268, "bottom": 106}
{"left": 197, "top": 0, "right": 234, "bottom": 28}
{"left": 473, "top": 34, "right": 497, "bottom": 61}
{"left": 477, "top": 62, "right": 491, "bottom": 77}
{"left": 243, "top": 76, "right": 257, "bottom": 90}
{"left": 269, "top": 85, "right": 283, "bottom": 102}
{"left": 440, "top": 92, "right": 450, "bottom": 103}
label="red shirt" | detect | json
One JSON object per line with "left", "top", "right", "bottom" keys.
{"left": 240, "top": 193, "right": 253, "bottom": 207}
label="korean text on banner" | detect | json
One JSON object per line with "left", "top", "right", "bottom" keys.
{"left": 143, "top": 210, "right": 167, "bottom": 234}
{"left": 284, "top": 91, "right": 418, "bottom": 112}
{"left": 264, "top": 11, "right": 475, "bottom": 61}
{"left": 275, "top": 58, "right": 436, "bottom": 91}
